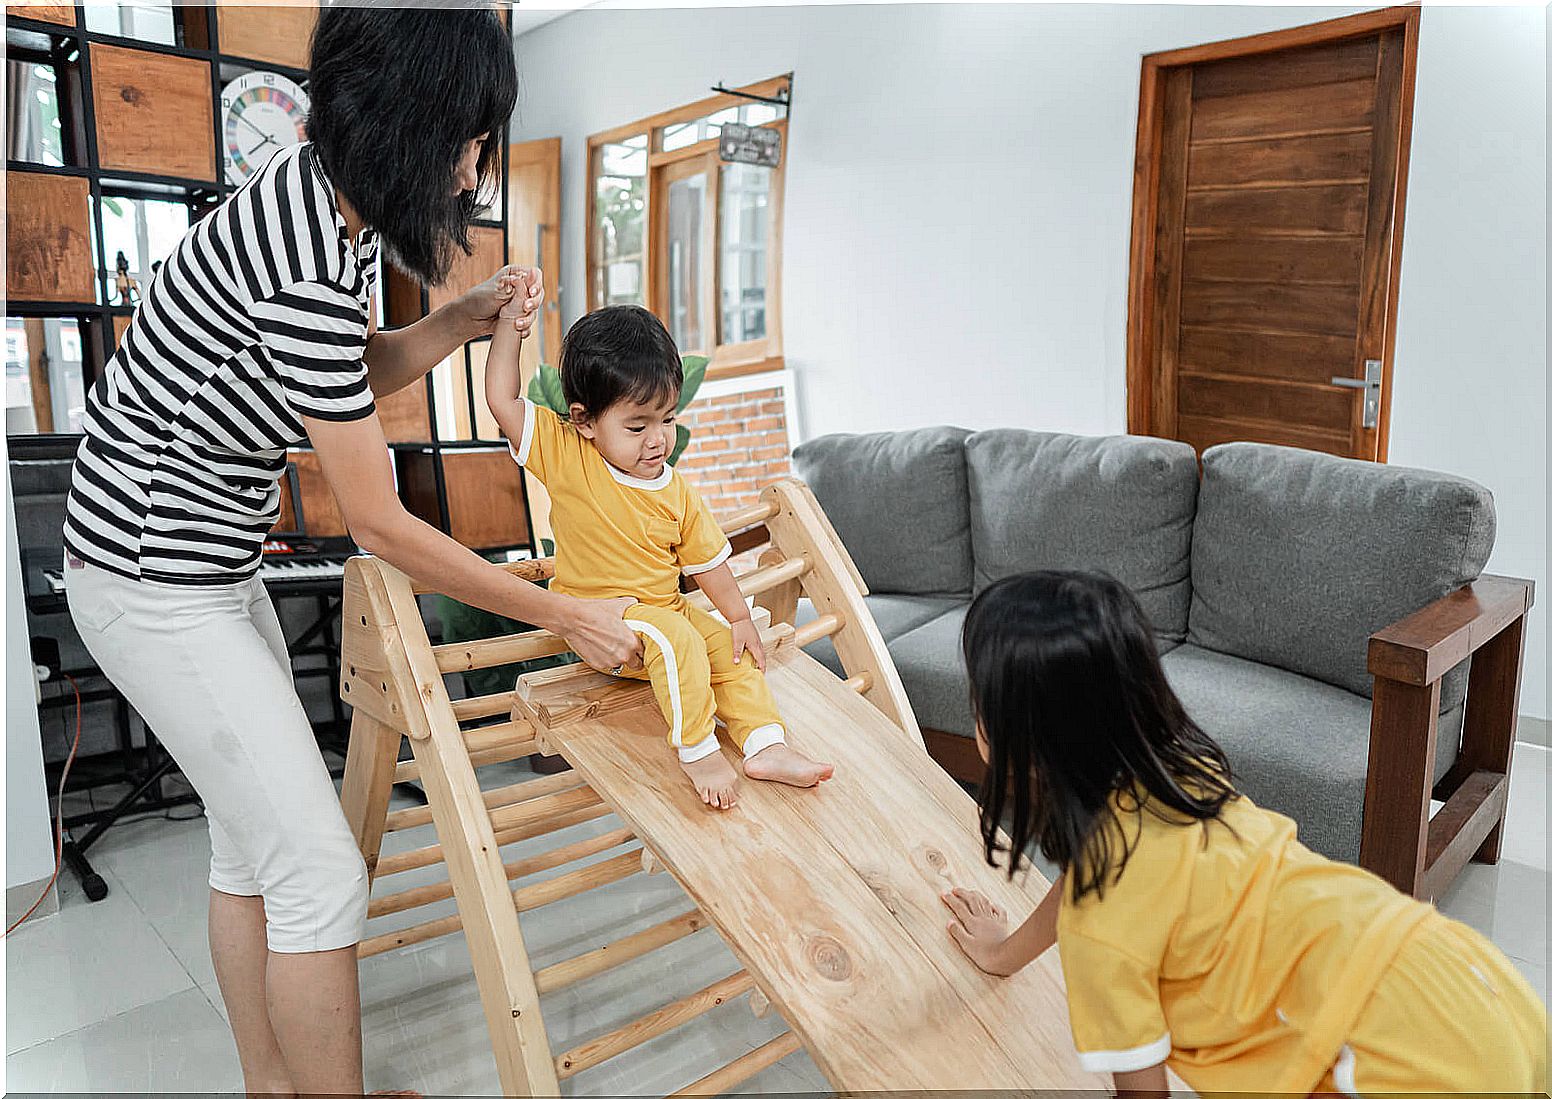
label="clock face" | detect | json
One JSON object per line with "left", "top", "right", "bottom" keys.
{"left": 221, "top": 71, "right": 310, "bottom": 186}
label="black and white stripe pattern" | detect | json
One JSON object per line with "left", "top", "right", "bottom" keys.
{"left": 64, "top": 143, "right": 378, "bottom": 585}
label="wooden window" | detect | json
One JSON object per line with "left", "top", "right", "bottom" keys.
{"left": 587, "top": 76, "right": 789, "bottom": 378}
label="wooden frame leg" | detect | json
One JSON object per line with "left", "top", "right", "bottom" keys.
{"left": 1361, "top": 677, "right": 1440, "bottom": 896}
{"left": 1457, "top": 616, "right": 1525, "bottom": 864}
{"left": 339, "top": 711, "right": 404, "bottom": 878}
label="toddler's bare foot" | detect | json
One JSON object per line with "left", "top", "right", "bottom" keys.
{"left": 681, "top": 750, "right": 739, "bottom": 810}
{"left": 743, "top": 743, "right": 834, "bottom": 788}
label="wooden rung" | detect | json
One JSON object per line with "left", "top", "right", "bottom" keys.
{"left": 731, "top": 555, "right": 808, "bottom": 597}
{"left": 373, "top": 801, "right": 615, "bottom": 878}
{"left": 369, "top": 827, "right": 634, "bottom": 920}
{"left": 640, "top": 847, "right": 663, "bottom": 875}
{"left": 554, "top": 970, "right": 755, "bottom": 1079}
{"left": 411, "top": 556, "right": 555, "bottom": 595}
{"left": 533, "top": 910, "right": 708, "bottom": 995}
{"left": 452, "top": 689, "right": 517, "bottom": 721}
{"left": 384, "top": 770, "right": 589, "bottom": 833}
{"left": 669, "top": 1031, "right": 803, "bottom": 1097}
{"left": 749, "top": 987, "right": 771, "bottom": 1019}
{"left": 434, "top": 631, "right": 572, "bottom": 673}
{"left": 361, "top": 845, "right": 643, "bottom": 959}
{"left": 392, "top": 720, "right": 538, "bottom": 783}
{"left": 791, "top": 612, "right": 845, "bottom": 647}
{"left": 488, "top": 784, "right": 603, "bottom": 834}
{"left": 843, "top": 672, "right": 871, "bottom": 693}
{"left": 717, "top": 499, "right": 778, "bottom": 533}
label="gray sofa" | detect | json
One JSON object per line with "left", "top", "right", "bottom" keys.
{"left": 791, "top": 426, "right": 1502, "bottom": 876}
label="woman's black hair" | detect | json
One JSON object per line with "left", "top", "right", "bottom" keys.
{"left": 559, "top": 306, "right": 683, "bottom": 420}
{"left": 963, "top": 570, "right": 1237, "bottom": 901}
{"left": 307, "top": 7, "right": 517, "bottom": 286}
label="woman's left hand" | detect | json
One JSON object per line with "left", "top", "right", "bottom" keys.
{"left": 461, "top": 264, "right": 544, "bottom": 337}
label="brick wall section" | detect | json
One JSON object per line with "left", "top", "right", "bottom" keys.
{"left": 676, "top": 382, "right": 792, "bottom": 572}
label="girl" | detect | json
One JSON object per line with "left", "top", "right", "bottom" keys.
{"left": 942, "top": 571, "right": 1546, "bottom": 1096}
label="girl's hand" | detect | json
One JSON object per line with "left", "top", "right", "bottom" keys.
{"left": 461, "top": 264, "right": 544, "bottom": 337}
{"left": 942, "top": 888, "right": 1015, "bottom": 976}
{"left": 730, "top": 618, "right": 766, "bottom": 670}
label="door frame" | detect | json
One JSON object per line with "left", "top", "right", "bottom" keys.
{"left": 1125, "top": 6, "right": 1421, "bottom": 460}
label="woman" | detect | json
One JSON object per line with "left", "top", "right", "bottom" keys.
{"left": 61, "top": 9, "right": 639, "bottom": 1094}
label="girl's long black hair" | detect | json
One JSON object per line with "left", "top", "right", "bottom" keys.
{"left": 307, "top": 7, "right": 517, "bottom": 286}
{"left": 963, "top": 571, "right": 1237, "bottom": 901}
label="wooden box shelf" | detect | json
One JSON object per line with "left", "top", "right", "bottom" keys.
{"left": 90, "top": 43, "right": 216, "bottom": 181}
{"left": 6, "top": 171, "right": 97, "bottom": 303}
{"left": 214, "top": 2, "right": 317, "bottom": 71}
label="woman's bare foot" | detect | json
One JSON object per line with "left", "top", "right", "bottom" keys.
{"left": 744, "top": 743, "right": 834, "bottom": 788}
{"left": 681, "top": 750, "right": 739, "bottom": 809}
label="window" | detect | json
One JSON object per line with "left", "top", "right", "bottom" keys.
{"left": 5, "top": 316, "right": 91, "bottom": 434}
{"left": 588, "top": 76, "right": 789, "bottom": 377}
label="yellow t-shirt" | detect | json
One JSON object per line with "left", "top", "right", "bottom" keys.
{"left": 511, "top": 398, "right": 730, "bottom": 607}
{"left": 1056, "top": 789, "right": 1433, "bottom": 1093}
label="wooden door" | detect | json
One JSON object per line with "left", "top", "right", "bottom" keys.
{"left": 1127, "top": 8, "right": 1420, "bottom": 460}
{"left": 506, "top": 136, "right": 562, "bottom": 541}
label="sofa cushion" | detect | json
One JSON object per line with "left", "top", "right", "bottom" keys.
{"left": 793, "top": 427, "right": 973, "bottom": 596}
{"left": 887, "top": 604, "right": 972, "bottom": 736}
{"left": 1188, "top": 443, "right": 1495, "bottom": 703}
{"left": 796, "top": 594, "right": 964, "bottom": 678}
{"left": 965, "top": 430, "right": 1199, "bottom": 642}
{"left": 1162, "top": 644, "right": 1462, "bottom": 864}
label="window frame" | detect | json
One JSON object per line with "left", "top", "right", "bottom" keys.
{"left": 586, "top": 75, "right": 789, "bottom": 379}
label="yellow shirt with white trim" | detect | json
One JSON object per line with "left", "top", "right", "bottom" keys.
{"left": 1056, "top": 789, "right": 1432, "bottom": 1093}
{"left": 511, "top": 399, "right": 730, "bottom": 607}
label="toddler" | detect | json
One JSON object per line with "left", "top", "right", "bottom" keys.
{"left": 485, "top": 277, "right": 832, "bottom": 808}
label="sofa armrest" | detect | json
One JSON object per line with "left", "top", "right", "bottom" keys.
{"left": 1368, "top": 574, "right": 1535, "bottom": 687}
{"left": 1362, "top": 574, "right": 1535, "bottom": 899}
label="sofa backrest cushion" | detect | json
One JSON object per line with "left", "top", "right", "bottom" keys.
{"left": 793, "top": 426, "right": 973, "bottom": 596}
{"left": 965, "top": 430, "right": 1200, "bottom": 642}
{"left": 1188, "top": 442, "right": 1496, "bottom": 700}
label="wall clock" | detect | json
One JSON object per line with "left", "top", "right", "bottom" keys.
{"left": 221, "top": 70, "right": 309, "bottom": 185}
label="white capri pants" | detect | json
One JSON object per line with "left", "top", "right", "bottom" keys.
{"left": 65, "top": 557, "right": 368, "bottom": 953}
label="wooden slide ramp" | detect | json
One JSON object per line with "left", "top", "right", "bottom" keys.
{"left": 338, "top": 479, "right": 1103, "bottom": 1094}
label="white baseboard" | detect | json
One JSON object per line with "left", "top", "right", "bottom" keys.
{"left": 6, "top": 876, "right": 59, "bottom": 927}
{"left": 1519, "top": 714, "right": 1548, "bottom": 748}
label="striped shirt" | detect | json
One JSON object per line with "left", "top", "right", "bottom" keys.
{"left": 63, "top": 143, "right": 379, "bottom": 585}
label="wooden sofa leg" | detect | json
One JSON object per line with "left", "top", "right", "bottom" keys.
{"left": 1361, "top": 677, "right": 1440, "bottom": 897}
{"left": 1457, "top": 616, "right": 1526, "bottom": 864}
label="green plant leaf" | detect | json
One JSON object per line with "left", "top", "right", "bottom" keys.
{"left": 677, "top": 355, "right": 708, "bottom": 412}
{"left": 668, "top": 422, "right": 691, "bottom": 466}
{"left": 527, "top": 363, "right": 567, "bottom": 415}
{"left": 101, "top": 196, "right": 124, "bottom": 218}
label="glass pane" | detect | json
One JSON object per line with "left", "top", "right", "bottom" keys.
{"left": 719, "top": 163, "right": 770, "bottom": 345}
{"left": 665, "top": 172, "right": 707, "bottom": 353}
{"left": 660, "top": 101, "right": 784, "bottom": 153}
{"left": 84, "top": 1, "right": 178, "bottom": 45}
{"left": 5, "top": 61, "right": 67, "bottom": 166}
{"left": 96, "top": 195, "right": 191, "bottom": 305}
{"left": 593, "top": 135, "right": 646, "bottom": 308}
{"left": 5, "top": 316, "right": 89, "bottom": 434}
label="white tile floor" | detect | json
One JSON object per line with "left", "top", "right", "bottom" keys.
{"left": 7, "top": 744, "right": 1548, "bottom": 1094}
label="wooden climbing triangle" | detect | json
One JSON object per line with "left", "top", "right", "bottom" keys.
{"left": 337, "top": 478, "right": 1100, "bottom": 1094}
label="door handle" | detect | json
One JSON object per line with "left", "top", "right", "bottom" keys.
{"left": 1330, "top": 359, "right": 1382, "bottom": 429}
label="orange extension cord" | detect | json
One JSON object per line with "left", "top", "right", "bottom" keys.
{"left": 7, "top": 672, "right": 83, "bottom": 936}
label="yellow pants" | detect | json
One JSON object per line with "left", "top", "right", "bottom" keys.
{"left": 614, "top": 601, "right": 785, "bottom": 763}
{"left": 1313, "top": 912, "right": 1546, "bottom": 1095}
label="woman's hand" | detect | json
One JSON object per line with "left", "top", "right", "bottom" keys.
{"left": 942, "top": 888, "right": 1016, "bottom": 976}
{"left": 460, "top": 264, "right": 544, "bottom": 338}
{"left": 730, "top": 618, "right": 766, "bottom": 670}
{"left": 560, "top": 594, "right": 643, "bottom": 674}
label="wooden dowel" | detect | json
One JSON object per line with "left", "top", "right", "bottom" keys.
{"left": 842, "top": 672, "right": 871, "bottom": 693}
{"left": 554, "top": 971, "right": 755, "bottom": 1079}
{"left": 369, "top": 827, "right": 634, "bottom": 919}
{"left": 487, "top": 784, "right": 603, "bottom": 834}
{"left": 452, "top": 689, "right": 517, "bottom": 722}
{"left": 732, "top": 555, "right": 809, "bottom": 597}
{"left": 361, "top": 845, "right": 643, "bottom": 959}
{"left": 669, "top": 1031, "right": 802, "bottom": 1097}
{"left": 393, "top": 720, "right": 538, "bottom": 783}
{"left": 373, "top": 801, "right": 615, "bottom": 878}
{"left": 791, "top": 613, "right": 845, "bottom": 647}
{"left": 434, "top": 631, "right": 571, "bottom": 673}
{"left": 533, "top": 910, "right": 708, "bottom": 995}
{"left": 717, "top": 499, "right": 778, "bottom": 533}
{"left": 748, "top": 987, "right": 771, "bottom": 1019}
{"left": 411, "top": 556, "right": 555, "bottom": 595}
{"left": 384, "top": 770, "right": 588, "bottom": 833}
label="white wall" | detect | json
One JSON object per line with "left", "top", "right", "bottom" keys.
{"left": 5, "top": 462, "right": 57, "bottom": 892}
{"left": 511, "top": 3, "right": 1547, "bottom": 717}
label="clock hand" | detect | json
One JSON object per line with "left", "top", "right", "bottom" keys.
{"left": 235, "top": 113, "right": 270, "bottom": 143}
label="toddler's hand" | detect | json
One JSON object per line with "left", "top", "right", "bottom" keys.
{"left": 942, "top": 888, "right": 1014, "bottom": 976}
{"left": 494, "top": 266, "right": 544, "bottom": 335}
{"left": 730, "top": 618, "right": 766, "bottom": 671}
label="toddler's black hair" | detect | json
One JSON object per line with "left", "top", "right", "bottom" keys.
{"left": 962, "top": 570, "right": 1238, "bottom": 901}
{"left": 559, "top": 306, "right": 682, "bottom": 420}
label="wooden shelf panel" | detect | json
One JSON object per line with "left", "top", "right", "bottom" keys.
{"left": 90, "top": 43, "right": 217, "bottom": 182}
{"left": 6, "top": 171, "right": 97, "bottom": 303}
